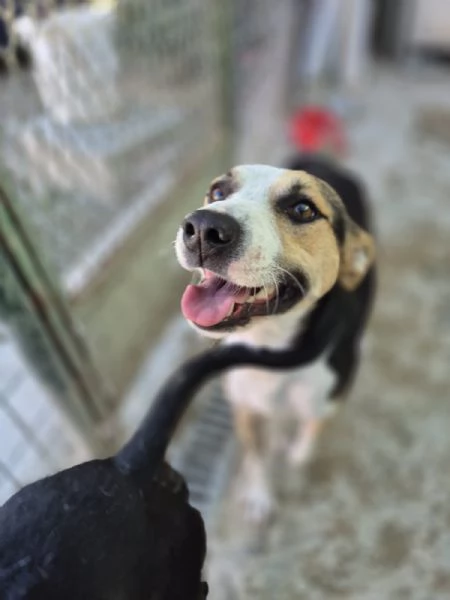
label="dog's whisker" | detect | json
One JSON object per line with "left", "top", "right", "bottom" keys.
{"left": 275, "top": 266, "right": 306, "bottom": 296}
{"left": 271, "top": 273, "right": 280, "bottom": 315}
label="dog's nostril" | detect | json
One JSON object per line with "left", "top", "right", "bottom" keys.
{"left": 182, "top": 210, "right": 240, "bottom": 254}
{"left": 205, "top": 227, "right": 230, "bottom": 245}
{"left": 184, "top": 221, "right": 196, "bottom": 238}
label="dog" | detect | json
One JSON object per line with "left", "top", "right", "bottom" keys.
{"left": 0, "top": 331, "right": 317, "bottom": 599}
{"left": 175, "top": 155, "right": 376, "bottom": 522}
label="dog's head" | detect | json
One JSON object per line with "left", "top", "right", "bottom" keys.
{"left": 176, "top": 165, "right": 374, "bottom": 337}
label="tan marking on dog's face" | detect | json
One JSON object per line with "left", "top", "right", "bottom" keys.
{"left": 270, "top": 170, "right": 337, "bottom": 218}
{"left": 269, "top": 170, "right": 341, "bottom": 298}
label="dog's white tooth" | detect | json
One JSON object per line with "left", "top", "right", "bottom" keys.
{"left": 192, "top": 270, "right": 204, "bottom": 285}
{"left": 254, "top": 286, "right": 273, "bottom": 300}
{"left": 227, "top": 304, "right": 235, "bottom": 316}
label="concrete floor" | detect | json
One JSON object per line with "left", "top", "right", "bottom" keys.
{"left": 205, "top": 65, "right": 450, "bottom": 599}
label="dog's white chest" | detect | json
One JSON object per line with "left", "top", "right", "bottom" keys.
{"left": 222, "top": 315, "right": 337, "bottom": 417}
{"left": 223, "top": 356, "right": 336, "bottom": 416}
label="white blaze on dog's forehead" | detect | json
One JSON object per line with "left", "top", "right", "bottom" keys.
{"left": 232, "top": 164, "right": 286, "bottom": 199}
{"left": 202, "top": 164, "right": 287, "bottom": 213}
{"left": 207, "top": 165, "right": 285, "bottom": 285}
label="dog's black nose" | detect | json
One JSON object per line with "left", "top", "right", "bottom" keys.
{"left": 182, "top": 210, "right": 241, "bottom": 261}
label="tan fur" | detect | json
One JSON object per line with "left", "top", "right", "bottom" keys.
{"left": 269, "top": 170, "right": 374, "bottom": 296}
{"left": 233, "top": 405, "right": 268, "bottom": 454}
{"left": 269, "top": 171, "right": 352, "bottom": 300}
{"left": 275, "top": 219, "right": 340, "bottom": 299}
{"left": 287, "top": 417, "right": 326, "bottom": 466}
{"left": 299, "top": 173, "right": 375, "bottom": 291}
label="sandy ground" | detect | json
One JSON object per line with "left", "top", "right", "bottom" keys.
{"left": 204, "top": 65, "right": 450, "bottom": 599}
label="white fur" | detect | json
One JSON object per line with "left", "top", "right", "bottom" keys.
{"left": 286, "top": 360, "right": 338, "bottom": 465}
{"left": 237, "top": 455, "right": 275, "bottom": 523}
{"left": 224, "top": 313, "right": 336, "bottom": 424}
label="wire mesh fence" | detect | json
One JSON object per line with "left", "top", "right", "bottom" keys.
{"left": 1, "top": 0, "right": 222, "bottom": 398}
{"left": 0, "top": 0, "right": 88, "bottom": 71}
{"left": 0, "top": 0, "right": 295, "bottom": 501}
{"left": 3, "top": 3, "right": 217, "bottom": 282}
{"left": 0, "top": 236, "right": 92, "bottom": 504}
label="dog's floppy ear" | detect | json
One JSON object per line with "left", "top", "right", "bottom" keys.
{"left": 338, "top": 218, "right": 375, "bottom": 291}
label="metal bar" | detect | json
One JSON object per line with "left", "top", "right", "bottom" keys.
{"left": 0, "top": 183, "right": 113, "bottom": 417}
{"left": 0, "top": 185, "right": 110, "bottom": 453}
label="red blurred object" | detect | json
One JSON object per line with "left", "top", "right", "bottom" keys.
{"left": 289, "top": 106, "right": 347, "bottom": 156}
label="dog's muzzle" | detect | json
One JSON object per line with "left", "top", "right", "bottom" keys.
{"left": 182, "top": 209, "right": 242, "bottom": 268}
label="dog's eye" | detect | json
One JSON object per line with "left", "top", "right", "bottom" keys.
{"left": 209, "top": 185, "right": 225, "bottom": 202}
{"left": 208, "top": 176, "right": 235, "bottom": 203}
{"left": 211, "top": 187, "right": 224, "bottom": 201}
{"left": 286, "top": 200, "right": 318, "bottom": 223}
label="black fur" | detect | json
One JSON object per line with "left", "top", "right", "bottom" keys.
{"left": 0, "top": 342, "right": 321, "bottom": 599}
{"left": 285, "top": 154, "right": 377, "bottom": 399}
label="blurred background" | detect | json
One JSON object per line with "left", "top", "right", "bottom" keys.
{"left": 1, "top": 0, "right": 450, "bottom": 597}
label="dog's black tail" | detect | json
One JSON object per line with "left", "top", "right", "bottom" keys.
{"left": 114, "top": 342, "right": 324, "bottom": 479}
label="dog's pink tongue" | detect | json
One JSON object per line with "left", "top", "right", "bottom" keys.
{"left": 181, "top": 275, "right": 249, "bottom": 327}
{"left": 181, "top": 281, "right": 235, "bottom": 328}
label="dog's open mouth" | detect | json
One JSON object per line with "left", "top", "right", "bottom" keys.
{"left": 181, "top": 269, "right": 307, "bottom": 330}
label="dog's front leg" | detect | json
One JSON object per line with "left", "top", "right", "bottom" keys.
{"left": 232, "top": 404, "right": 274, "bottom": 523}
{"left": 286, "top": 368, "right": 338, "bottom": 466}
{"left": 224, "top": 368, "right": 281, "bottom": 524}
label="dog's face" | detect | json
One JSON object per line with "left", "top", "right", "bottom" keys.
{"left": 176, "top": 165, "right": 374, "bottom": 337}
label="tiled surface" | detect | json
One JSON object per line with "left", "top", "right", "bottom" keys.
{"left": 0, "top": 329, "right": 90, "bottom": 504}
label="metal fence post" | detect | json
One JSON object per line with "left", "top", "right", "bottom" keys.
{"left": 0, "top": 181, "right": 114, "bottom": 454}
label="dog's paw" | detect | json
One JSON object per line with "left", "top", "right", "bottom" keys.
{"left": 237, "top": 481, "right": 275, "bottom": 524}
